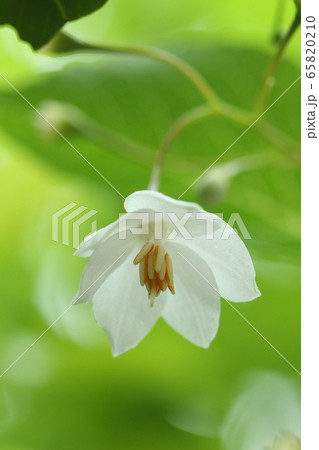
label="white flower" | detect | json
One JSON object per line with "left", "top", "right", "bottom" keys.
{"left": 73, "top": 190, "right": 260, "bottom": 356}
{"left": 267, "top": 433, "right": 301, "bottom": 450}
{"left": 221, "top": 372, "right": 300, "bottom": 450}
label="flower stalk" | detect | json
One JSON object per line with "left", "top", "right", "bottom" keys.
{"left": 254, "top": 8, "right": 301, "bottom": 115}
{"left": 48, "top": 31, "right": 300, "bottom": 192}
{"left": 56, "top": 32, "right": 221, "bottom": 108}
{"left": 148, "top": 104, "right": 214, "bottom": 191}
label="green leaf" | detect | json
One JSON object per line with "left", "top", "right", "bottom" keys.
{"left": 0, "top": 0, "right": 109, "bottom": 49}
{"left": 0, "top": 43, "right": 300, "bottom": 259}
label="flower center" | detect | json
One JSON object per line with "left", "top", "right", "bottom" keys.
{"left": 133, "top": 241, "right": 175, "bottom": 307}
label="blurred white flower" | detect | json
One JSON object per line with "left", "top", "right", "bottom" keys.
{"left": 267, "top": 432, "right": 301, "bottom": 450}
{"left": 73, "top": 190, "right": 260, "bottom": 356}
{"left": 221, "top": 372, "right": 301, "bottom": 450}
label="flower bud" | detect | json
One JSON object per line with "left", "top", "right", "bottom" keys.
{"left": 34, "top": 100, "right": 81, "bottom": 139}
{"left": 198, "top": 167, "right": 230, "bottom": 205}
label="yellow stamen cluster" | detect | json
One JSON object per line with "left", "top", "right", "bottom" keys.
{"left": 133, "top": 241, "right": 175, "bottom": 306}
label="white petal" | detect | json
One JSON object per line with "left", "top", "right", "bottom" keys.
{"left": 178, "top": 216, "right": 260, "bottom": 302}
{"left": 74, "top": 220, "right": 120, "bottom": 257}
{"left": 179, "top": 211, "right": 223, "bottom": 239}
{"left": 162, "top": 242, "right": 221, "bottom": 348}
{"left": 125, "top": 192, "right": 224, "bottom": 242}
{"left": 74, "top": 212, "right": 146, "bottom": 258}
{"left": 93, "top": 256, "right": 166, "bottom": 356}
{"left": 73, "top": 233, "right": 136, "bottom": 304}
{"left": 125, "top": 190, "right": 203, "bottom": 214}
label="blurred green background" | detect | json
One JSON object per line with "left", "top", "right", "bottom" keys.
{"left": 0, "top": 0, "right": 300, "bottom": 449}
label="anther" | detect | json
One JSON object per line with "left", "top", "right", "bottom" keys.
{"left": 154, "top": 244, "right": 165, "bottom": 272}
{"left": 133, "top": 241, "right": 154, "bottom": 265}
{"left": 147, "top": 248, "right": 155, "bottom": 279}
{"left": 133, "top": 241, "right": 175, "bottom": 307}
